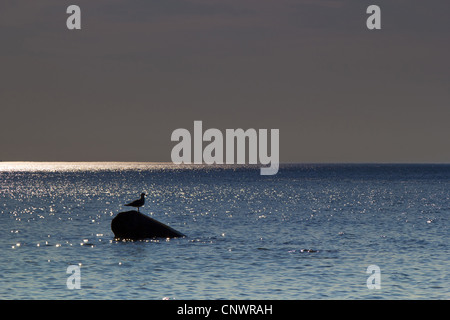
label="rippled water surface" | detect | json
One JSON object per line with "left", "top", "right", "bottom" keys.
{"left": 0, "top": 163, "right": 448, "bottom": 299}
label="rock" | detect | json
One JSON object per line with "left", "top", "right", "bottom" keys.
{"left": 111, "top": 210, "right": 185, "bottom": 240}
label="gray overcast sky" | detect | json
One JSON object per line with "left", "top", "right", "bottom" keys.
{"left": 0, "top": 0, "right": 449, "bottom": 162}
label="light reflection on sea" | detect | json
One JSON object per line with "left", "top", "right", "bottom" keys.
{"left": 0, "top": 163, "right": 449, "bottom": 299}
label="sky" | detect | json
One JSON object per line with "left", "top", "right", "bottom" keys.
{"left": 0, "top": 0, "right": 449, "bottom": 163}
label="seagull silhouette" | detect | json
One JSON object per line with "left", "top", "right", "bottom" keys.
{"left": 124, "top": 193, "right": 146, "bottom": 212}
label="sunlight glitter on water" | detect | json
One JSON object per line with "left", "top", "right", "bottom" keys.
{"left": 0, "top": 162, "right": 178, "bottom": 172}
{"left": 1, "top": 163, "right": 449, "bottom": 299}
{"left": 0, "top": 162, "right": 260, "bottom": 173}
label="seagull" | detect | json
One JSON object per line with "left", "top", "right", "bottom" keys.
{"left": 124, "top": 193, "right": 146, "bottom": 212}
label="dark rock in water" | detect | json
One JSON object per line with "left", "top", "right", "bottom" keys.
{"left": 111, "top": 210, "right": 185, "bottom": 240}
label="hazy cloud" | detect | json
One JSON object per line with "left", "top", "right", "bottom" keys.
{"left": 0, "top": 0, "right": 449, "bottom": 162}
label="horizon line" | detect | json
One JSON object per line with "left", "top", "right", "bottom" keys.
{"left": 1, "top": 161, "right": 450, "bottom": 165}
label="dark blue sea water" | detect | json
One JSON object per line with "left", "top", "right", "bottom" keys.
{"left": 0, "top": 162, "right": 448, "bottom": 299}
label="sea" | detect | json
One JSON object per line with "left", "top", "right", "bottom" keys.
{"left": 0, "top": 162, "right": 448, "bottom": 300}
